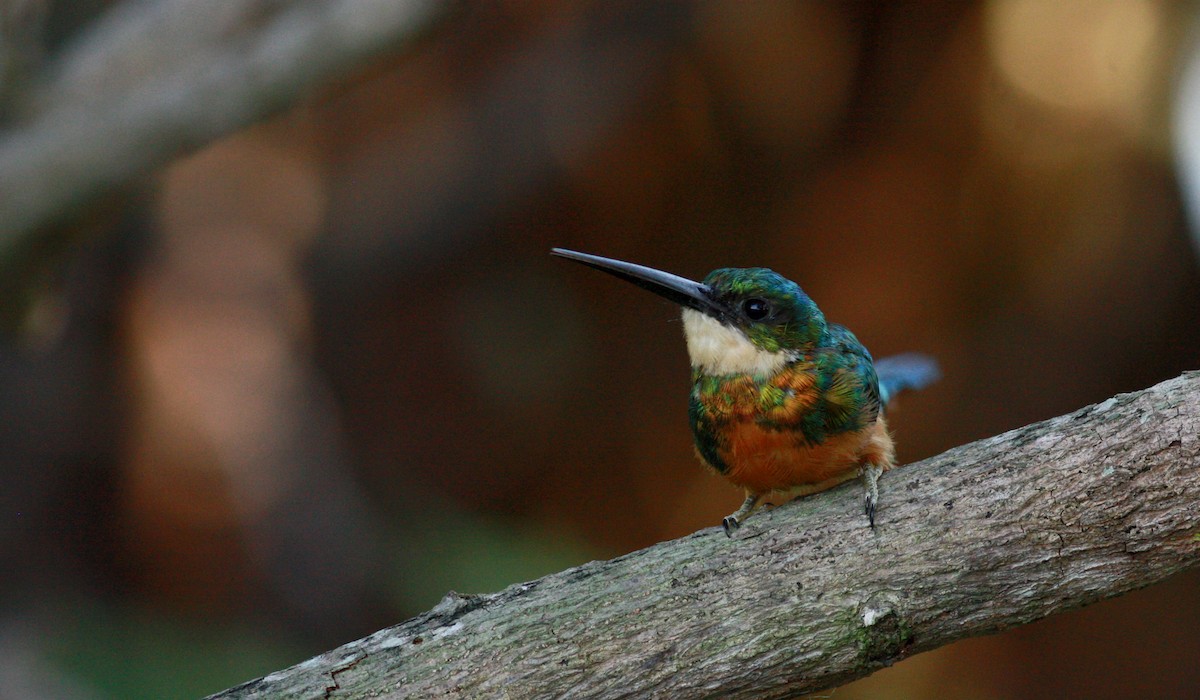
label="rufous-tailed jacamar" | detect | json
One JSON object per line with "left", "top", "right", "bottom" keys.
{"left": 552, "top": 248, "right": 939, "bottom": 536}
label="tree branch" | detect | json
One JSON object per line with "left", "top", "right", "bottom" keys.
{"left": 206, "top": 371, "right": 1200, "bottom": 699}
{"left": 0, "top": 0, "right": 442, "bottom": 246}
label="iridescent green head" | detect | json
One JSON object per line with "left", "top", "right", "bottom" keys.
{"left": 551, "top": 249, "right": 826, "bottom": 376}
{"left": 700, "top": 267, "right": 826, "bottom": 353}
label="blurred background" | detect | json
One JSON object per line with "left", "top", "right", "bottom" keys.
{"left": 2, "top": 1, "right": 1200, "bottom": 698}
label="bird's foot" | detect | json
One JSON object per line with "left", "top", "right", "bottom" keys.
{"left": 861, "top": 463, "right": 884, "bottom": 529}
{"left": 722, "top": 493, "right": 761, "bottom": 538}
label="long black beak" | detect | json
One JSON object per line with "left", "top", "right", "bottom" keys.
{"left": 551, "top": 248, "right": 728, "bottom": 320}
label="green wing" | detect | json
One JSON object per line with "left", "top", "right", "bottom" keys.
{"left": 812, "top": 324, "right": 881, "bottom": 437}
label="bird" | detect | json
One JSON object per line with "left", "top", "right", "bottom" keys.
{"left": 551, "top": 248, "right": 939, "bottom": 536}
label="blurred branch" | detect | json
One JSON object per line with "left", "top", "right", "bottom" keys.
{"left": 0, "top": 0, "right": 47, "bottom": 113}
{"left": 207, "top": 372, "right": 1200, "bottom": 699}
{"left": 0, "top": 0, "right": 441, "bottom": 249}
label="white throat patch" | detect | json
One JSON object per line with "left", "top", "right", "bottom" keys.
{"left": 681, "top": 309, "right": 791, "bottom": 376}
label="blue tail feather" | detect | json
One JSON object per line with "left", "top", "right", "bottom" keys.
{"left": 875, "top": 353, "right": 940, "bottom": 407}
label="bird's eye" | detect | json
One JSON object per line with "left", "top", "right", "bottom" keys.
{"left": 742, "top": 298, "right": 770, "bottom": 321}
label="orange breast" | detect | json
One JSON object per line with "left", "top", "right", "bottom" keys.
{"left": 719, "top": 418, "right": 894, "bottom": 495}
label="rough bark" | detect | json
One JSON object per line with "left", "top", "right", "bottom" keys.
{"left": 206, "top": 371, "right": 1200, "bottom": 699}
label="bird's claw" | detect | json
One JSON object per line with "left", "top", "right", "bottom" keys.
{"left": 861, "top": 463, "right": 883, "bottom": 530}
{"left": 722, "top": 516, "right": 740, "bottom": 537}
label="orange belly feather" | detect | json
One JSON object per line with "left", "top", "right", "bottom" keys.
{"left": 719, "top": 416, "right": 894, "bottom": 496}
